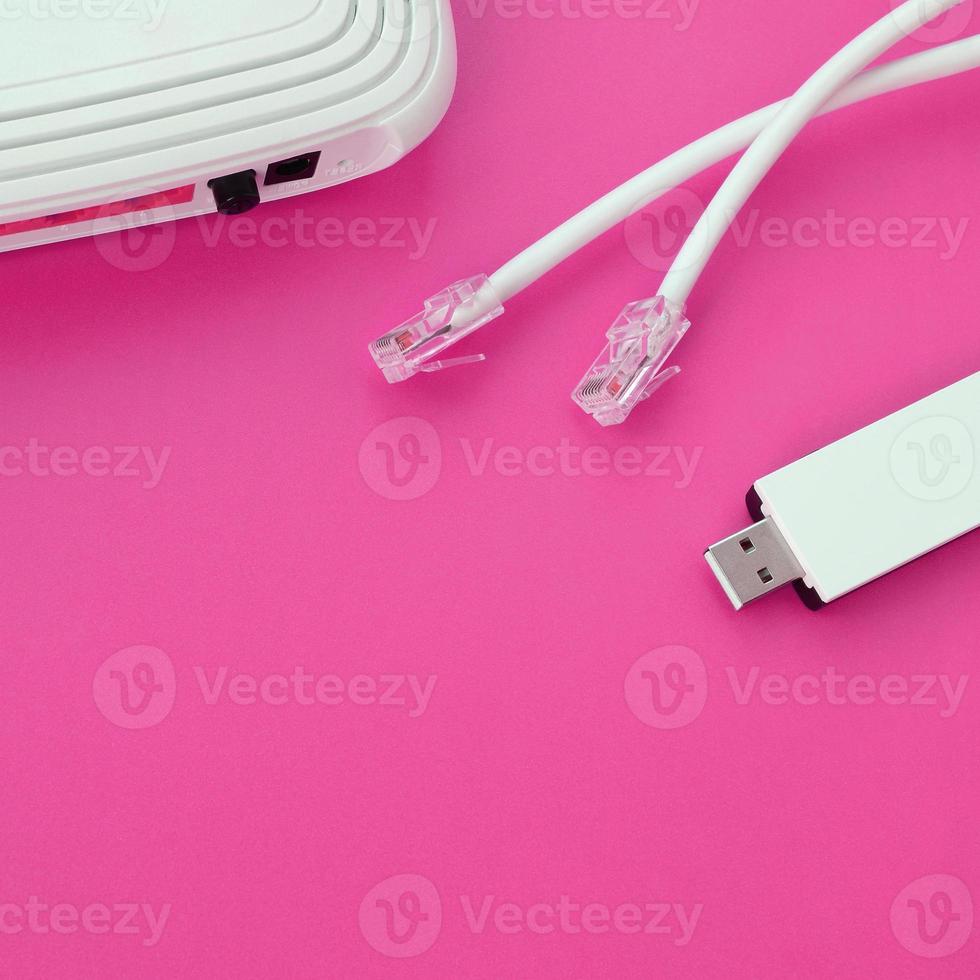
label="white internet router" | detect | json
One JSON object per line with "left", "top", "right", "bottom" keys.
{"left": 0, "top": 0, "right": 456, "bottom": 251}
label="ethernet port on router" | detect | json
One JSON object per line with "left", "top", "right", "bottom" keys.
{"left": 265, "top": 152, "right": 322, "bottom": 186}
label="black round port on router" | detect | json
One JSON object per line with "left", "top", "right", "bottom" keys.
{"left": 208, "top": 170, "right": 260, "bottom": 215}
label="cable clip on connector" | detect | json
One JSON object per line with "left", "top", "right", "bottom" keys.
{"left": 369, "top": 275, "right": 504, "bottom": 383}
{"left": 572, "top": 295, "right": 691, "bottom": 426}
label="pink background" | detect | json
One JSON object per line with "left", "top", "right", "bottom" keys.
{"left": 1, "top": 0, "right": 979, "bottom": 975}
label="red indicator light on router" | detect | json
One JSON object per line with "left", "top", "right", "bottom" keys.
{"left": 0, "top": 184, "right": 196, "bottom": 238}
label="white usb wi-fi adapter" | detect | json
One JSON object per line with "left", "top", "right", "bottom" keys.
{"left": 0, "top": 0, "right": 455, "bottom": 251}
{"left": 705, "top": 373, "right": 979, "bottom": 610}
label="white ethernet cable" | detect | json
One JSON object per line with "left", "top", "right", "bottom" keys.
{"left": 493, "top": 33, "right": 978, "bottom": 306}
{"left": 573, "top": 0, "right": 969, "bottom": 425}
{"left": 368, "top": 11, "right": 978, "bottom": 396}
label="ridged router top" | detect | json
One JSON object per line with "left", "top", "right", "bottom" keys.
{"left": 0, "top": 0, "right": 446, "bottom": 210}
{"left": 3, "top": 0, "right": 327, "bottom": 91}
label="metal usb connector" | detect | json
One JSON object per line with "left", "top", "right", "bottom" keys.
{"left": 705, "top": 517, "right": 806, "bottom": 610}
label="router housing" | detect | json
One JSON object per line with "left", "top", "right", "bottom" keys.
{"left": 0, "top": 0, "right": 456, "bottom": 251}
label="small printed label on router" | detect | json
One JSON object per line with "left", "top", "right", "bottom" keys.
{"left": 329, "top": 160, "right": 363, "bottom": 178}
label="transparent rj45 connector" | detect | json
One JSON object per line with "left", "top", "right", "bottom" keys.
{"left": 572, "top": 295, "right": 691, "bottom": 426}
{"left": 369, "top": 275, "right": 504, "bottom": 383}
